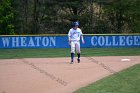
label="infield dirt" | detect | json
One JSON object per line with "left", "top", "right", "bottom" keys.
{"left": 0, "top": 56, "right": 140, "bottom": 93}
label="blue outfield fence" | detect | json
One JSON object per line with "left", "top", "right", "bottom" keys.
{"left": 0, "top": 35, "right": 140, "bottom": 48}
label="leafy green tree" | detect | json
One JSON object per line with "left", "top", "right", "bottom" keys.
{"left": 0, "top": 0, "right": 15, "bottom": 35}
{"left": 103, "top": 0, "right": 140, "bottom": 33}
{"left": 50, "top": 0, "right": 96, "bottom": 34}
{"left": 1, "top": 0, "right": 138, "bottom": 35}
{"left": 127, "top": 0, "right": 140, "bottom": 33}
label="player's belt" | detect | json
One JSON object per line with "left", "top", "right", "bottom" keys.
{"left": 70, "top": 40, "right": 80, "bottom": 42}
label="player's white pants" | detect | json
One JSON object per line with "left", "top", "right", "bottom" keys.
{"left": 70, "top": 40, "right": 80, "bottom": 53}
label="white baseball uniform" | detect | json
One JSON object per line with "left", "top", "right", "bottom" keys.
{"left": 68, "top": 28, "right": 83, "bottom": 53}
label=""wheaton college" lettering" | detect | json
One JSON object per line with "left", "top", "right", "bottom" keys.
{"left": 0, "top": 35, "right": 139, "bottom": 48}
{"left": 91, "top": 36, "right": 140, "bottom": 47}
{"left": 1, "top": 36, "right": 56, "bottom": 48}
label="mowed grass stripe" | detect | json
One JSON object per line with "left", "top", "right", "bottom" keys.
{"left": 0, "top": 48, "right": 70, "bottom": 59}
{"left": 82, "top": 47, "right": 140, "bottom": 56}
{"left": 73, "top": 64, "right": 140, "bottom": 93}
{"left": 0, "top": 47, "right": 140, "bottom": 59}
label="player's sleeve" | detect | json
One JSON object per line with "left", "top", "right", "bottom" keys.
{"left": 68, "top": 29, "right": 71, "bottom": 37}
{"left": 80, "top": 29, "right": 83, "bottom": 36}
{"left": 68, "top": 29, "right": 71, "bottom": 41}
{"left": 80, "top": 30, "right": 84, "bottom": 43}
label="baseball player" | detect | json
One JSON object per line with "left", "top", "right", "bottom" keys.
{"left": 68, "top": 21, "right": 85, "bottom": 64}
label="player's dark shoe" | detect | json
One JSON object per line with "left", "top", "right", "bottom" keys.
{"left": 77, "top": 58, "right": 80, "bottom": 63}
{"left": 70, "top": 60, "right": 74, "bottom": 64}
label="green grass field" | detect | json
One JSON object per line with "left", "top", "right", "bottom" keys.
{"left": 0, "top": 47, "right": 140, "bottom": 59}
{"left": 73, "top": 64, "right": 140, "bottom": 93}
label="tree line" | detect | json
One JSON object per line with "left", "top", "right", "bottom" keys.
{"left": 0, "top": 0, "right": 140, "bottom": 35}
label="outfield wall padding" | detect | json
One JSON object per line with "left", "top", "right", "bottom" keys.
{"left": 0, "top": 35, "right": 140, "bottom": 48}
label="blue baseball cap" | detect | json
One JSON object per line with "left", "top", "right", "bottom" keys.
{"left": 73, "top": 21, "right": 79, "bottom": 26}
